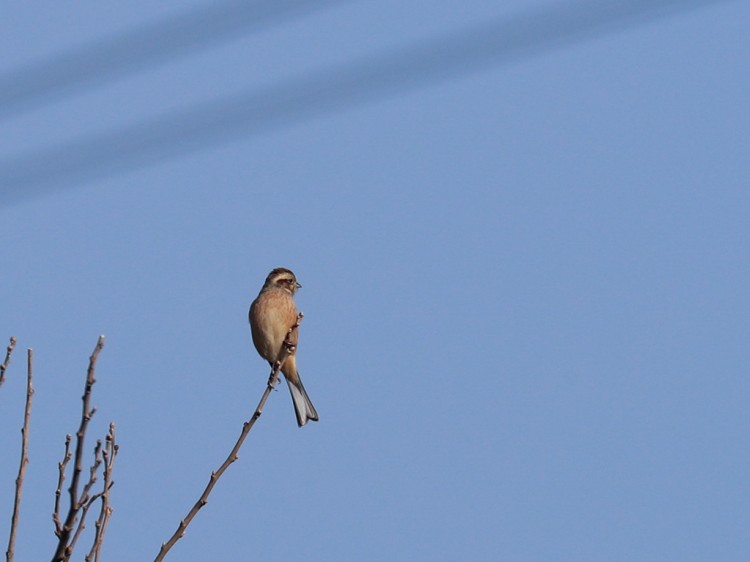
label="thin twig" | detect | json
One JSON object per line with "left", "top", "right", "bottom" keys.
{"left": 0, "top": 336, "right": 17, "bottom": 390}
{"left": 87, "top": 423, "right": 117, "bottom": 562}
{"left": 154, "top": 313, "right": 303, "bottom": 562}
{"left": 66, "top": 441, "right": 104, "bottom": 556}
{"left": 6, "top": 349, "right": 33, "bottom": 562}
{"left": 53, "top": 436, "right": 73, "bottom": 538}
{"left": 81, "top": 441, "right": 104, "bottom": 507}
{"left": 52, "top": 335, "right": 105, "bottom": 562}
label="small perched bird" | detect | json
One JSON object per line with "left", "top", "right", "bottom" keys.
{"left": 249, "top": 267, "right": 319, "bottom": 427}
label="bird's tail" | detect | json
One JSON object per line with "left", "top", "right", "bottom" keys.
{"left": 286, "top": 373, "right": 319, "bottom": 427}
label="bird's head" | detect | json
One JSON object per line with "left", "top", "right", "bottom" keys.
{"left": 264, "top": 267, "right": 301, "bottom": 294}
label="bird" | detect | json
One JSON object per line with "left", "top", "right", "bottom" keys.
{"left": 249, "top": 267, "right": 319, "bottom": 427}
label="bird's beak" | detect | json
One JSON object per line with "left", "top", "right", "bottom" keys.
{"left": 296, "top": 282, "right": 302, "bottom": 289}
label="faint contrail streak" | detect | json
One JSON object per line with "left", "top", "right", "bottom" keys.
{"left": 0, "top": 0, "right": 348, "bottom": 119}
{"left": 0, "top": 0, "right": 736, "bottom": 203}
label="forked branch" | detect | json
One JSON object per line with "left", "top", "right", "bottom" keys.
{"left": 86, "top": 423, "right": 117, "bottom": 562}
{"left": 51, "top": 336, "right": 117, "bottom": 562}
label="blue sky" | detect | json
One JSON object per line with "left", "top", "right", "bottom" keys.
{"left": 1, "top": 1, "right": 749, "bottom": 560}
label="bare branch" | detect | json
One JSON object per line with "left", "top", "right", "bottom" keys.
{"left": 81, "top": 440, "right": 104, "bottom": 507}
{"left": 6, "top": 348, "right": 34, "bottom": 562}
{"left": 154, "top": 313, "right": 303, "bottom": 562}
{"left": 53, "top": 436, "right": 73, "bottom": 538}
{"left": 52, "top": 335, "right": 105, "bottom": 562}
{"left": 0, "top": 336, "right": 17, "bottom": 390}
{"left": 66, "top": 441, "right": 104, "bottom": 556}
{"left": 87, "top": 423, "right": 117, "bottom": 562}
